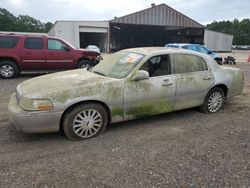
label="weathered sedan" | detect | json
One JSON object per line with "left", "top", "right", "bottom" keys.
{"left": 8, "top": 47, "right": 244, "bottom": 140}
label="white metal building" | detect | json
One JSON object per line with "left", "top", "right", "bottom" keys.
{"left": 204, "top": 30, "right": 233, "bottom": 52}
{"left": 48, "top": 21, "right": 109, "bottom": 51}
{"left": 48, "top": 4, "right": 233, "bottom": 52}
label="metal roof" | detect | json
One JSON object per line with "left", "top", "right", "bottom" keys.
{"left": 110, "top": 4, "right": 204, "bottom": 28}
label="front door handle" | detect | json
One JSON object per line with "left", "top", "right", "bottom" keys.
{"left": 203, "top": 77, "right": 212, "bottom": 80}
{"left": 162, "top": 79, "right": 173, "bottom": 86}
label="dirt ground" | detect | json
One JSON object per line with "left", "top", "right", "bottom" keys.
{"left": 0, "top": 52, "right": 249, "bottom": 187}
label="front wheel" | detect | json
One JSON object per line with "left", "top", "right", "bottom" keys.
{"left": 63, "top": 103, "right": 108, "bottom": 140}
{"left": 77, "top": 60, "right": 92, "bottom": 70}
{"left": 200, "top": 87, "right": 225, "bottom": 113}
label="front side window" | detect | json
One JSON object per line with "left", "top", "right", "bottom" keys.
{"left": 140, "top": 55, "right": 171, "bottom": 77}
{"left": 0, "top": 36, "right": 19, "bottom": 48}
{"left": 174, "top": 54, "right": 207, "bottom": 74}
{"left": 48, "top": 39, "right": 66, "bottom": 50}
{"left": 24, "top": 37, "right": 43, "bottom": 50}
{"left": 93, "top": 51, "right": 145, "bottom": 79}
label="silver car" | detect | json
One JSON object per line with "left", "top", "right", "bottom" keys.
{"left": 8, "top": 47, "right": 244, "bottom": 140}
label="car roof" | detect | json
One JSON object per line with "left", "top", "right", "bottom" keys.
{"left": 87, "top": 45, "right": 98, "bottom": 48}
{"left": 122, "top": 47, "right": 199, "bottom": 56}
{"left": 166, "top": 43, "right": 202, "bottom": 47}
{"left": 122, "top": 47, "right": 220, "bottom": 70}
{"left": 0, "top": 33, "right": 46, "bottom": 38}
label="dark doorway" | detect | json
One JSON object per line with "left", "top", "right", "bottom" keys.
{"left": 110, "top": 23, "right": 204, "bottom": 52}
{"left": 79, "top": 32, "right": 107, "bottom": 52}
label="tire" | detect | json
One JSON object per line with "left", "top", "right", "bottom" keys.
{"left": 200, "top": 87, "right": 225, "bottom": 113}
{"left": 215, "top": 59, "right": 222, "bottom": 65}
{"left": 0, "top": 61, "right": 19, "bottom": 79}
{"left": 77, "top": 60, "right": 92, "bottom": 70}
{"left": 63, "top": 103, "right": 108, "bottom": 140}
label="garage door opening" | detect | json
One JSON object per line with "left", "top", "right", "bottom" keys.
{"left": 110, "top": 23, "right": 204, "bottom": 52}
{"left": 79, "top": 32, "right": 108, "bottom": 52}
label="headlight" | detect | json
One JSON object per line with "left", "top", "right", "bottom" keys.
{"left": 19, "top": 98, "right": 54, "bottom": 111}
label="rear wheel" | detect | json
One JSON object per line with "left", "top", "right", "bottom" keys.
{"left": 200, "top": 87, "right": 225, "bottom": 113}
{"left": 77, "top": 60, "right": 92, "bottom": 70}
{"left": 0, "top": 61, "right": 19, "bottom": 79}
{"left": 63, "top": 103, "right": 108, "bottom": 140}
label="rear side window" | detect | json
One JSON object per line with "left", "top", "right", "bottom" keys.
{"left": 0, "top": 36, "right": 19, "bottom": 48}
{"left": 174, "top": 54, "right": 207, "bottom": 74}
{"left": 198, "top": 57, "right": 208, "bottom": 71}
{"left": 24, "top": 37, "right": 43, "bottom": 50}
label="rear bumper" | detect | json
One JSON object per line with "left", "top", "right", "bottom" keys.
{"left": 8, "top": 94, "right": 63, "bottom": 133}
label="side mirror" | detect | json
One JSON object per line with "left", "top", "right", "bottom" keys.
{"left": 133, "top": 70, "right": 149, "bottom": 81}
{"left": 64, "top": 46, "right": 70, "bottom": 51}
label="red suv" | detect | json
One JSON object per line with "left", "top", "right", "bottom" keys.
{"left": 0, "top": 34, "right": 101, "bottom": 78}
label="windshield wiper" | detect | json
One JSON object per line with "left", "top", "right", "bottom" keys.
{"left": 92, "top": 70, "right": 106, "bottom": 76}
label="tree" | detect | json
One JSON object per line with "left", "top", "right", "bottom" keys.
{"left": 0, "top": 8, "right": 17, "bottom": 31}
{"left": 0, "top": 8, "right": 53, "bottom": 33}
{"left": 206, "top": 19, "right": 250, "bottom": 45}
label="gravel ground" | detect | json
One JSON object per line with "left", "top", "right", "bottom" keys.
{"left": 0, "top": 62, "right": 249, "bottom": 187}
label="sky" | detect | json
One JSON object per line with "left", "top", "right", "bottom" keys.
{"left": 1, "top": 0, "right": 250, "bottom": 25}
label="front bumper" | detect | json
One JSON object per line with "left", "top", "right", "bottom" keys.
{"left": 8, "top": 94, "right": 63, "bottom": 133}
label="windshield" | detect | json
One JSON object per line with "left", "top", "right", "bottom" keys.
{"left": 92, "top": 51, "right": 145, "bottom": 79}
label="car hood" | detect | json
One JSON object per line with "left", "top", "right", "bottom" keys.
{"left": 78, "top": 48, "right": 100, "bottom": 55}
{"left": 17, "top": 69, "right": 113, "bottom": 98}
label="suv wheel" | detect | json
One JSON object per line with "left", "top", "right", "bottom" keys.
{"left": 0, "top": 61, "right": 19, "bottom": 79}
{"left": 77, "top": 60, "right": 92, "bottom": 70}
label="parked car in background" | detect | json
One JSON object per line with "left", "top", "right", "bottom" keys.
{"left": 165, "top": 43, "right": 223, "bottom": 64}
{"left": 86, "top": 45, "right": 101, "bottom": 54}
{"left": 9, "top": 47, "right": 244, "bottom": 140}
{"left": 0, "top": 34, "right": 102, "bottom": 79}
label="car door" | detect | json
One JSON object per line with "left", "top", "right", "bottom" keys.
{"left": 124, "top": 54, "right": 177, "bottom": 120}
{"left": 45, "top": 38, "right": 75, "bottom": 69}
{"left": 173, "top": 53, "right": 215, "bottom": 110}
{"left": 20, "top": 37, "right": 46, "bottom": 70}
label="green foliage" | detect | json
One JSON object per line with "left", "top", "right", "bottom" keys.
{"left": 0, "top": 8, "right": 53, "bottom": 33}
{"left": 206, "top": 19, "right": 250, "bottom": 45}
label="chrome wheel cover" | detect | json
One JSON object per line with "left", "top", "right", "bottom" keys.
{"left": 208, "top": 91, "right": 223, "bottom": 112}
{"left": 0, "top": 65, "right": 14, "bottom": 77}
{"left": 73, "top": 109, "right": 102, "bottom": 138}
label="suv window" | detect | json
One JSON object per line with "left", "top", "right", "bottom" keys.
{"left": 24, "top": 37, "right": 43, "bottom": 50}
{"left": 48, "top": 39, "right": 66, "bottom": 50}
{"left": 0, "top": 36, "right": 19, "bottom": 48}
{"left": 140, "top": 55, "right": 171, "bottom": 77}
{"left": 174, "top": 54, "right": 207, "bottom": 74}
